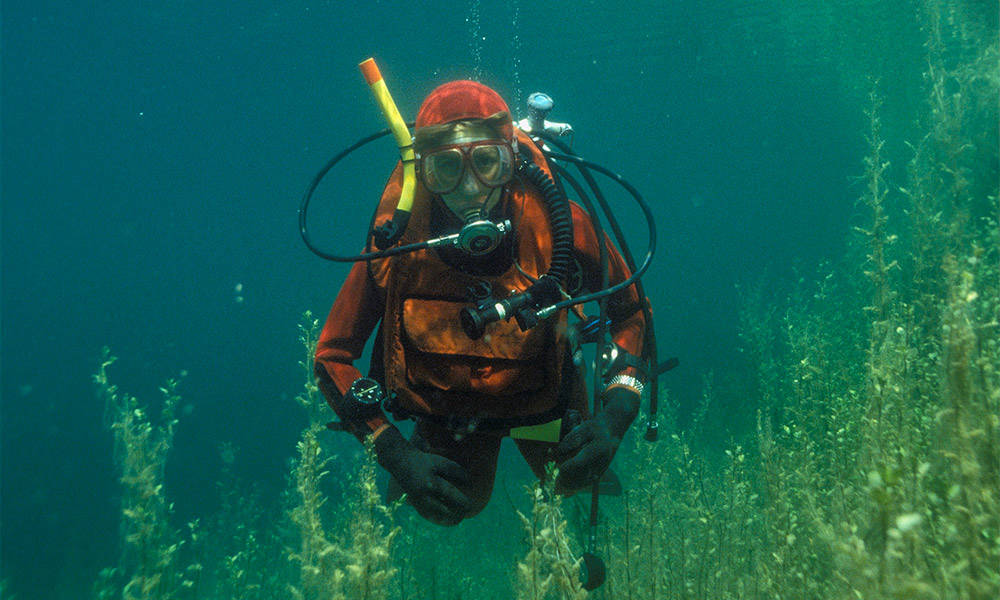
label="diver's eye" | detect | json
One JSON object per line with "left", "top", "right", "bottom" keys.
{"left": 471, "top": 144, "right": 511, "bottom": 185}
{"left": 425, "top": 148, "right": 464, "bottom": 190}
{"left": 471, "top": 145, "right": 502, "bottom": 176}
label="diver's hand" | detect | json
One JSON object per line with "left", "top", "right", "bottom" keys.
{"left": 374, "top": 426, "right": 473, "bottom": 525}
{"left": 553, "top": 387, "right": 639, "bottom": 494}
{"left": 553, "top": 413, "right": 620, "bottom": 493}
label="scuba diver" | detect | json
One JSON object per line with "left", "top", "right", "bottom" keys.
{"left": 310, "top": 76, "right": 650, "bottom": 528}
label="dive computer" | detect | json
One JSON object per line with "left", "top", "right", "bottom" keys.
{"left": 342, "top": 377, "right": 385, "bottom": 421}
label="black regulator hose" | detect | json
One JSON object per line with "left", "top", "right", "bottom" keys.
{"left": 539, "top": 152, "right": 656, "bottom": 312}
{"left": 538, "top": 131, "right": 664, "bottom": 440}
{"left": 522, "top": 161, "right": 574, "bottom": 284}
{"left": 459, "top": 160, "right": 574, "bottom": 339}
{"left": 299, "top": 125, "right": 436, "bottom": 263}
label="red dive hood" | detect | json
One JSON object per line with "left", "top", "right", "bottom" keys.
{"left": 415, "top": 80, "right": 514, "bottom": 142}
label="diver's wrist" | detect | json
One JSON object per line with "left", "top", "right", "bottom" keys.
{"left": 606, "top": 373, "right": 644, "bottom": 396}
{"left": 601, "top": 386, "right": 641, "bottom": 440}
{"left": 372, "top": 424, "right": 409, "bottom": 470}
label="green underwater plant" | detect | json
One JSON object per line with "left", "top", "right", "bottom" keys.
{"left": 287, "top": 424, "right": 345, "bottom": 600}
{"left": 206, "top": 442, "right": 282, "bottom": 600}
{"left": 285, "top": 311, "right": 344, "bottom": 599}
{"left": 339, "top": 438, "right": 402, "bottom": 600}
{"left": 286, "top": 311, "right": 401, "bottom": 600}
{"left": 515, "top": 463, "right": 588, "bottom": 600}
{"left": 594, "top": 4, "right": 998, "bottom": 599}
{"left": 94, "top": 348, "right": 201, "bottom": 600}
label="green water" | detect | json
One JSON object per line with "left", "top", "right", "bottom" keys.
{"left": 2, "top": 1, "right": 997, "bottom": 598}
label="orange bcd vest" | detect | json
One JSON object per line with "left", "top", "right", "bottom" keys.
{"left": 367, "top": 131, "right": 568, "bottom": 421}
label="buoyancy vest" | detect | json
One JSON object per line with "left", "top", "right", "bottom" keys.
{"left": 367, "top": 131, "right": 568, "bottom": 423}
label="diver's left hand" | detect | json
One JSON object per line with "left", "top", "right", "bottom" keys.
{"left": 553, "top": 412, "right": 621, "bottom": 494}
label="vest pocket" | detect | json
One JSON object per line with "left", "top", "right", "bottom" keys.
{"left": 401, "top": 297, "right": 549, "bottom": 395}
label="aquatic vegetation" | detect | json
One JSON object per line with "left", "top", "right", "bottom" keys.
{"left": 207, "top": 443, "right": 278, "bottom": 600}
{"left": 339, "top": 439, "right": 402, "bottom": 600}
{"left": 285, "top": 311, "right": 345, "bottom": 599}
{"left": 596, "top": 3, "right": 997, "bottom": 598}
{"left": 287, "top": 432, "right": 401, "bottom": 600}
{"left": 515, "top": 464, "right": 587, "bottom": 600}
{"left": 81, "top": 3, "right": 996, "bottom": 598}
{"left": 286, "top": 311, "right": 401, "bottom": 600}
{"left": 94, "top": 348, "right": 201, "bottom": 600}
{"left": 287, "top": 424, "right": 345, "bottom": 600}
{"left": 293, "top": 312, "right": 327, "bottom": 429}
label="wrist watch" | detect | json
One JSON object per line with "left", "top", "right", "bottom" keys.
{"left": 606, "top": 374, "right": 644, "bottom": 396}
{"left": 342, "top": 377, "right": 385, "bottom": 421}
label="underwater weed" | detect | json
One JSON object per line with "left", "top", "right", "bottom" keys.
{"left": 206, "top": 442, "right": 283, "bottom": 600}
{"left": 515, "top": 463, "right": 587, "bottom": 600}
{"left": 287, "top": 310, "right": 402, "bottom": 600}
{"left": 338, "top": 438, "right": 402, "bottom": 600}
{"left": 287, "top": 424, "right": 345, "bottom": 600}
{"left": 826, "top": 3, "right": 999, "bottom": 597}
{"left": 295, "top": 311, "right": 327, "bottom": 428}
{"left": 606, "top": 413, "right": 671, "bottom": 600}
{"left": 287, "top": 311, "right": 345, "bottom": 600}
{"left": 737, "top": 280, "right": 787, "bottom": 427}
{"left": 755, "top": 412, "right": 834, "bottom": 599}
{"left": 94, "top": 348, "right": 199, "bottom": 600}
{"left": 926, "top": 252, "right": 1000, "bottom": 598}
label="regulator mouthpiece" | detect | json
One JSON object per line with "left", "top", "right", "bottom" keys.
{"left": 457, "top": 219, "right": 508, "bottom": 256}
{"left": 424, "top": 219, "right": 511, "bottom": 257}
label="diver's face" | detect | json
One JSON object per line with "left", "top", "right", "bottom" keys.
{"left": 441, "top": 142, "right": 495, "bottom": 220}
{"left": 425, "top": 123, "right": 509, "bottom": 221}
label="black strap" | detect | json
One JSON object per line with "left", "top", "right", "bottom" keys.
{"left": 601, "top": 342, "right": 649, "bottom": 381}
{"left": 383, "top": 391, "right": 569, "bottom": 435}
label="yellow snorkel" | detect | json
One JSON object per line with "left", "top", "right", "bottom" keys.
{"left": 359, "top": 58, "right": 415, "bottom": 249}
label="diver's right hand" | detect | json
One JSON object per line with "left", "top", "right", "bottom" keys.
{"left": 373, "top": 426, "right": 473, "bottom": 525}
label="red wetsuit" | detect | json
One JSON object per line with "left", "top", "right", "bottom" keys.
{"left": 315, "top": 130, "right": 645, "bottom": 434}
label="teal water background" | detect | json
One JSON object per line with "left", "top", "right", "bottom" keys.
{"left": 2, "top": 1, "right": 983, "bottom": 597}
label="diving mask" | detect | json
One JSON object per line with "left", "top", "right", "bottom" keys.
{"left": 419, "top": 139, "right": 514, "bottom": 195}
{"left": 415, "top": 120, "right": 516, "bottom": 256}
{"left": 419, "top": 143, "right": 514, "bottom": 256}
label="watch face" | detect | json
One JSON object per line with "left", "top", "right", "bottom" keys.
{"left": 352, "top": 378, "right": 382, "bottom": 405}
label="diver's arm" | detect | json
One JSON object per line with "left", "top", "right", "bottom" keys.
{"left": 555, "top": 208, "right": 645, "bottom": 492}
{"left": 314, "top": 260, "right": 390, "bottom": 441}
{"left": 570, "top": 202, "right": 648, "bottom": 380}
